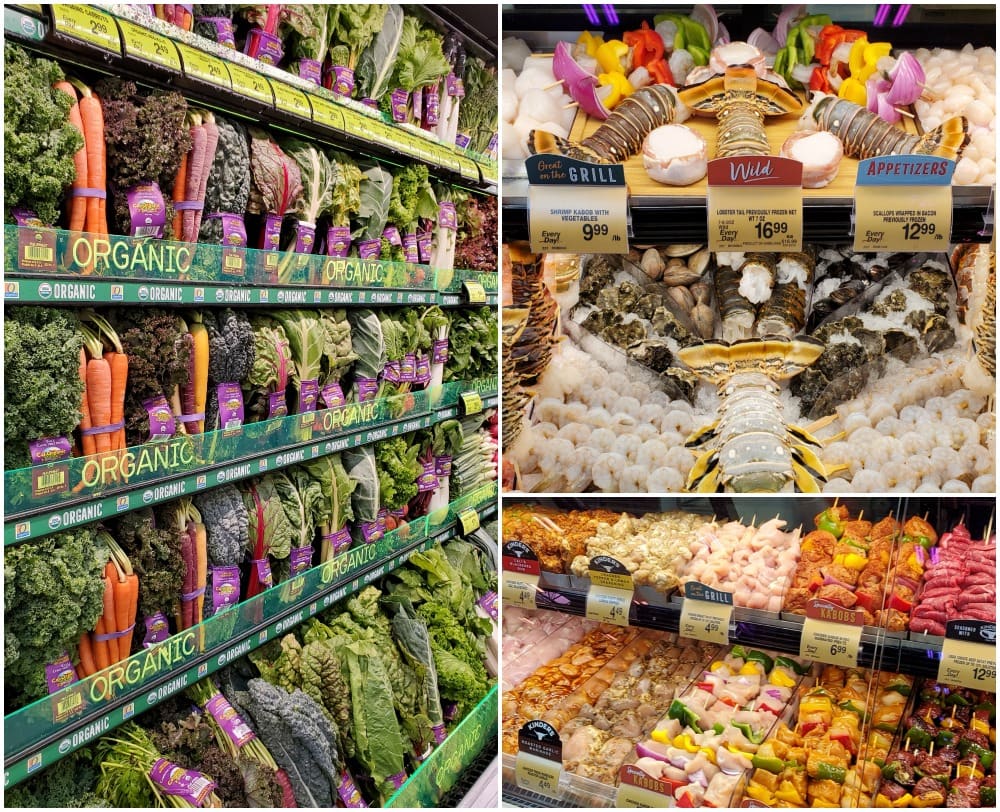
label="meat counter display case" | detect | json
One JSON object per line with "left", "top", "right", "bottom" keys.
{"left": 500, "top": 495, "right": 997, "bottom": 807}
{"left": 500, "top": 5, "right": 996, "bottom": 495}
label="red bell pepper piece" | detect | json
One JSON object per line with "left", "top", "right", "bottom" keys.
{"left": 647, "top": 57, "right": 674, "bottom": 85}
{"left": 809, "top": 66, "right": 832, "bottom": 92}
{"left": 888, "top": 591, "right": 912, "bottom": 613}
{"left": 623, "top": 21, "right": 664, "bottom": 69}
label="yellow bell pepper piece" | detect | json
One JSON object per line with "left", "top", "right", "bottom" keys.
{"left": 674, "top": 734, "right": 699, "bottom": 752}
{"left": 596, "top": 39, "right": 630, "bottom": 74}
{"left": 699, "top": 747, "right": 717, "bottom": 764}
{"left": 864, "top": 42, "right": 893, "bottom": 67}
{"left": 970, "top": 717, "right": 990, "bottom": 735}
{"left": 740, "top": 661, "right": 765, "bottom": 676}
{"left": 856, "top": 63, "right": 879, "bottom": 82}
{"left": 848, "top": 38, "right": 869, "bottom": 75}
{"left": 651, "top": 728, "right": 671, "bottom": 744}
{"left": 709, "top": 661, "right": 726, "bottom": 671}
{"left": 598, "top": 71, "right": 633, "bottom": 108}
{"left": 775, "top": 784, "right": 806, "bottom": 805}
{"left": 577, "top": 31, "right": 604, "bottom": 57}
{"left": 745, "top": 784, "right": 777, "bottom": 804}
{"left": 839, "top": 77, "right": 867, "bottom": 105}
{"left": 770, "top": 668, "right": 797, "bottom": 688}
{"left": 843, "top": 553, "right": 868, "bottom": 571}
{"left": 891, "top": 793, "right": 914, "bottom": 807}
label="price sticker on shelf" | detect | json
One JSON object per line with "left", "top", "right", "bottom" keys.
{"left": 853, "top": 156, "right": 954, "bottom": 252}
{"left": 176, "top": 43, "right": 231, "bottom": 91}
{"left": 227, "top": 63, "right": 274, "bottom": 106}
{"left": 526, "top": 155, "right": 629, "bottom": 253}
{"left": 938, "top": 620, "right": 997, "bottom": 692}
{"left": 310, "top": 95, "right": 344, "bottom": 130}
{"left": 340, "top": 109, "right": 370, "bottom": 139}
{"left": 463, "top": 280, "right": 487, "bottom": 303}
{"left": 586, "top": 556, "right": 633, "bottom": 627}
{"left": 118, "top": 19, "right": 181, "bottom": 71}
{"left": 707, "top": 157, "right": 803, "bottom": 252}
{"left": 679, "top": 581, "right": 733, "bottom": 646}
{"left": 457, "top": 507, "right": 480, "bottom": 535}
{"left": 800, "top": 600, "right": 863, "bottom": 668}
{"left": 502, "top": 540, "right": 540, "bottom": 610}
{"left": 50, "top": 4, "right": 121, "bottom": 53}
{"left": 516, "top": 721, "right": 563, "bottom": 799}
{"left": 272, "top": 82, "right": 312, "bottom": 120}
{"left": 460, "top": 391, "right": 483, "bottom": 416}
{"left": 616, "top": 764, "right": 678, "bottom": 807}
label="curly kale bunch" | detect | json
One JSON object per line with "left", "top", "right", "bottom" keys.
{"left": 194, "top": 484, "right": 249, "bottom": 566}
{"left": 201, "top": 308, "right": 255, "bottom": 430}
{"left": 5, "top": 527, "right": 106, "bottom": 706}
{"left": 5, "top": 748, "right": 105, "bottom": 808}
{"left": 4, "top": 44, "right": 83, "bottom": 225}
{"left": 374, "top": 436, "right": 422, "bottom": 510}
{"left": 5, "top": 307, "right": 84, "bottom": 471}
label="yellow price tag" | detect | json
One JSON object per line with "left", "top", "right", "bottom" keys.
{"left": 515, "top": 751, "right": 562, "bottom": 797}
{"left": 853, "top": 157, "right": 953, "bottom": 252}
{"left": 177, "top": 43, "right": 231, "bottom": 90}
{"left": 310, "top": 95, "right": 344, "bottom": 130}
{"left": 529, "top": 184, "right": 628, "bottom": 253}
{"left": 938, "top": 621, "right": 997, "bottom": 692}
{"left": 341, "top": 110, "right": 369, "bottom": 139}
{"left": 800, "top": 614, "right": 862, "bottom": 668}
{"left": 707, "top": 157, "right": 803, "bottom": 252}
{"left": 50, "top": 4, "right": 121, "bottom": 53}
{"left": 457, "top": 507, "right": 480, "bottom": 535}
{"left": 463, "top": 280, "right": 488, "bottom": 303}
{"left": 227, "top": 63, "right": 274, "bottom": 105}
{"left": 617, "top": 765, "right": 676, "bottom": 808}
{"left": 118, "top": 19, "right": 181, "bottom": 71}
{"left": 680, "top": 598, "right": 732, "bottom": 645}
{"left": 461, "top": 392, "right": 483, "bottom": 416}
{"left": 586, "top": 557, "right": 633, "bottom": 627}
{"left": 502, "top": 570, "right": 539, "bottom": 610}
{"left": 272, "top": 82, "right": 312, "bottom": 120}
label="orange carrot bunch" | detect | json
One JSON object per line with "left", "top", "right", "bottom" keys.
{"left": 66, "top": 79, "right": 107, "bottom": 273}
{"left": 78, "top": 312, "right": 128, "bottom": 484}
{"left": 77, "top": 533, "right": 139, "bottom": 676}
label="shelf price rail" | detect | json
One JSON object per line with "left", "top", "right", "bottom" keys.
{"left": 3, "top": 483, "right": 498, "bottom": 789}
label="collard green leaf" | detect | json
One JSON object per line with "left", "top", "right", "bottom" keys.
{"left": 355, "top": 4, "right": 405, "bottom": 101}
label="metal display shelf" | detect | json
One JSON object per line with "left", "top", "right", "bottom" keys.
{"left": 502, "top": 180, "right": 994, "bottom": 245}
{"left": 4, "top": 489, "right": 498, "bottom": 789}
{"left": 3, "top": 5, "right": 495, "bottom": 189}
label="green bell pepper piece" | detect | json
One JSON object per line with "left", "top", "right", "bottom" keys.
{"left": 733, "top": 721, "right": 766, "bottom": 745}
{"left": 668, "top": 698, "right": 703, "bottom": 734}
{"left": 816, "top": 761, "right": 846, "bottom": 783}
{"left": 752, "top": 754, "right": 787, "bottom": 773}
{"left": 688, "top": 43, "right": 710, "bottom": 66}
{"left": 981, "top": 786, "right": 996, "bottom": 806}
{"left": 775, "top": 656, "right": 809, "bottom": 676}
{"left": 746, "top": 650, "right": 775, "bottom": 673}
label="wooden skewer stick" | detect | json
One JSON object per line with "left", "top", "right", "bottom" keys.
{"left": 983, "top": 512, "right": 994, "bottom": 544}
{"left": 896, "top": 107, "right": 916, "bottom": 119}
{"left": 562, "top": 101, "right": 579, "bottom": 109}
{"left": 542, "top": 79, "right": 566, "bottom": 91}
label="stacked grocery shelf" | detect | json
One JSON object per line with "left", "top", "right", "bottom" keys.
{"left": 4, "top": 4, "right": 499, "bottom": 807}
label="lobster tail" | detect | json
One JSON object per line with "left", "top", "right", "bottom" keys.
{"left": 916, "top": 115, "right": 969, "bottom": 161}
{"left": 528, "top": 129, "right": 604, "bottom": 163}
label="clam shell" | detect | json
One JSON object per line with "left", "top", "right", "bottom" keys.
{"left": 662, "top": 258, "right": 704, "bottom": 287}
{"left": 690, "top": 303, "right": 716, "bottom": 339}
{"left": 664, "top": 243, "right": 705, "bottom": 257}
{"left": 665, "top": 285, "right": 696, "bottom": 312}
{"left": 687, "top": 247, "right": 711, "bottom": 275}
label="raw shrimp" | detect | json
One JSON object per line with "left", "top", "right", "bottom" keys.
{"left": 620, "top": 464, "right": 649, "bottom": 493}
{"left": 557, "top": 422, "right": 593, "bottom": 446}
{"left": 648, "top": 466, "right": 686, "bottom": 493}
{"left": 593, "top": 452, "right": 628, "bottom": 491}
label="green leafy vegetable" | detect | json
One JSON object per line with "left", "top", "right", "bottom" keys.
{"left": 347, "top": 309, "right": 387, "bottom": 384}
{"left": 392, "top": 16, "right": 451, "bottom": 92}
{"left": 458, "top": 58, "right": 499, "bottom": 153}
{"left": 354, "top": 164, "right": 393, "bottom": 242}
{"left": 329, "top": 151, "right": 363, "bottom": 227}
{"left": 355, "top": 4, "right": 405, "bottom": 101}
{"left": 243, "top": 475, "right": 297, "bottom": 563}
{"left": 343, "top": 445, "right": 380, "bottom": 524}
{"left": 375, "top": 436, "right": 422, "bottom": 510}
{"left": 284, "top": 138, "right": 337, "bottom": 227}
{"left": 298, "top": 455, "right": 356, "bottom": 557}
{"left": 198, "top": 116, "right": 251, "bottom": 244}
{"left": 4, "top": 44, "right": 83, "bottom": 225}
{"left": 281, "top": 4, "right": 339, "bottom": 64}
{"left": 243, "top": 315, "right": 293, "bottom": 423}
{"left": 331, "top": 4, "right": 389, "bottom": 70}
{"left": 248, "top": 127, "right": 303, "bottom": 217}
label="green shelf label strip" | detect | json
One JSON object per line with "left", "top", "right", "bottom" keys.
{"left": 3, "top": 492, "right": 496, "bottom": 788}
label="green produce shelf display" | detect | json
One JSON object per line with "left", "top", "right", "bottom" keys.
{"left": 3, "top": 5, "right": 495, "bottom": 187}
{"left": 387, "top": 685, "right": 499, "bottom": 808}
{"left": 4, "top": 381, "right": 498, "bottom": 544}
{"left": 3, "top": 486, "right": 498, "bottom": 789}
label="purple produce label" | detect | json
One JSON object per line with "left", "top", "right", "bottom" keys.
{"left": 382, "top": 360, "right": 402, "bottom": 384}
{"left": 290, "top": 545, "right": 313, "bottom": 575}
{"left": 432, "top": 338, "right": 449, "bottom": 365}
{"left": 390, "top": 507, "right": 406, "bottom": 519}
{"left": 297, "top": 58, "right": 322, "bottom": 85}
{"left": 358, "top": 238, "right": 382, "bottom": 259}
{"left": 299, "top": 379, "right": 320, "bottom": 413}
{"left": 424, "top": 87, "right": 440, "bottom": 126}
{"left": 13, "top": 208, "right": 44, "bottom": 227}
{"left": 338, "top": 771, "right": 368, "bottom": 808}
{"left": 144, "top": 395, "right": 176, "bottom": 441}
{"left": 150, "top": 758, "right": 217, "bottom": 807}
{"left": 418, "top": 231, "right": 433, "bottom": 263}
{"left": 331, "top": 65, "right": 355, "bottom": 97}
{"left": 196, "top": 16, "right": 235, "bottom": 47}
{"left": 326, "top": 225, "right": 351, "bottom": 257}
{"left": 391, "top": 88, "right": 409, "bottom": 122}
{"left": 205, "top": 693, "right": 257, "bottom": 747}
{"left": 377, "top": 507, "right": 388, "bottom": 531}
{"left": 443, "top": 700, "right": 458, "bottom": 721}
{"left": 211, "top": 566, "right": 241, "bottom": 612}
{"left": 326, "top": 526, "right": 353, "bottom": 554}
{"left": 356, "top": 376, "right": 379, "bottom": 402}
{"left": 143, "top": 612, "right": 171, "bottom": 648}
{"left": 217, "top": 382, "right": 244, "bottom": 431}
{"left": 45, "top": 652, "right": 78, "bottom": 695}
{"left": 262, "top": 212, "right": 282, "bottom": 251}
{"left": 321, "top": 381, "right": 346, "bottom": 409}
{"left": 417, "top": 460, "right": 439, "bottom": 493}
{"left": 446, "top": 73, "right": 465, "bottom": 97}
{"left": 246, "top": 28, "right": 283, "bottom": 65}
{"left": 433, "top": 724, "right": 448, "bottom": 744}
{"left": 487, "top": 131, "right": 498, "bottom": 156}
{"left": 400, "top": 353, "right": 416, "bottom": 382}
{"left": 361, "top": 97, "right": 378, "bottom": 108}
{"left": 389, "top": 771, "right": 408, "bottom": 790}
{"left": 254, "top": 558, "right": 274, "bottom": 589}
{"left": 360, "top": 519, "right": 383, "bottom": 544}
{"left": 295, "top": 221, "right": 316, "bottom": 254}
{"left": 435, "top": 455, "right": 452, "bottom": 478}
{"left": 217, "top": 212, "right": 248, "bottom": 247}
{"left": 415, "top": 354, "right": 431, "bottom": 385}
{"left": 383, "top": 225, "right": 402, "bottom": 247}
{"left": 268, "top": 391, "right": 289, "bottom": 419}
{"left": 455, "top": 132, "right": 472, "bottom": 149}
{"left": 29, "top": 436, "right": 72, "bottom": 466}
{"left": 412, "top": 85, "right": 423, "bottom": 123}
{"left": 438, "top": 201, "right": 458, "bottom": 231}
{"left": 127, "top": 182, "right": 166, "bottom": 238}
{"left": 478, "top": 590, "right": 499, "bottom": 622}
{"left": 403, "top": 232, "right": 418, "bottom": 263}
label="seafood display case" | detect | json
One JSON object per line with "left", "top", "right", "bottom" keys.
{"left": 500, "top": 495, "right": 997, "bottom": 807}
{"left": 501, "top": 5, "right": 996, "bottom": 495}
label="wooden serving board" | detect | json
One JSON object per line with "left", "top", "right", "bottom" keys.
{"left": 567, "top": 91, "right": 921, "bottom": 199}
